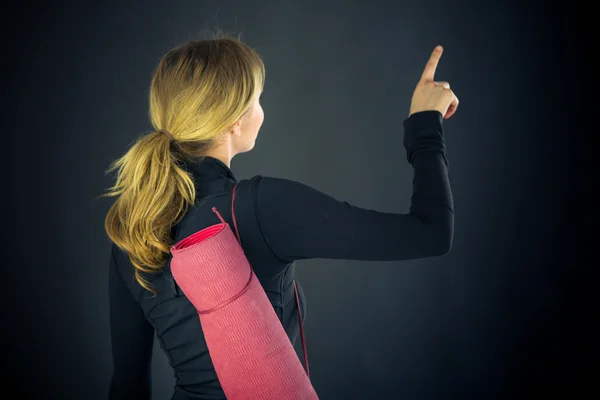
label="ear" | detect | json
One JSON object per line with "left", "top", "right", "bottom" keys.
{"left": 233, "top": 120, "right": 242, "bottom": 137}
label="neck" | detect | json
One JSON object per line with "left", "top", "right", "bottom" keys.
{"left": 203, "top": 142, "right": 235, "bottom": 168}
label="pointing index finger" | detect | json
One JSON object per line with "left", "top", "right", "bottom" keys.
{"left": 421, "top": 45, "right": 443, "bottom": 82}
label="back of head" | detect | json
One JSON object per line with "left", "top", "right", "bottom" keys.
{"left": 100, "top": 30, "right": 265, "bottom": 295}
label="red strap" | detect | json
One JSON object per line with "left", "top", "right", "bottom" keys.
{"left": 231, "top": 183, "right": 241, "bottom": 244}
{"left": 230, "top": 183, "right": 310, "bottom": 378}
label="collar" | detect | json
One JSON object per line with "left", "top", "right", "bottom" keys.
{"left": 182, "top": 156, "right": 237, "bottom": 192}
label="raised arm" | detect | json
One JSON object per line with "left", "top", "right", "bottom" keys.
{"left": 254, "top": 110, "right": 454, "bottom": 263}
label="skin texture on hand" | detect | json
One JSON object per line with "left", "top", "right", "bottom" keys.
{"left": 409, "top": 45, "right": 460, "bottom": 120}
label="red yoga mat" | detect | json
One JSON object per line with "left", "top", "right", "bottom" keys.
{"left": 170, "top": 184, "right": 318, "bottom": 399}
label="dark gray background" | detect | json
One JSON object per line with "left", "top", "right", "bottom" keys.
{"left": 4, "top": 0, "right": 593, "bottom": 399}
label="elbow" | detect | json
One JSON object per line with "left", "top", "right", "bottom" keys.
{"left": 414, "top": 208, "right": 453, "bottom": 257}
{"left": 437, "top": 240, "right": 452, "bottom": 256}
{"left": 427, "top": 235, "right": 451, "bottom": 257}
{"left": 432, "top": 226, "right": 453, "bottom": 256}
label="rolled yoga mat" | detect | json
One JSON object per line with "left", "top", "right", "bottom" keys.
{"left": 170, "top": 187, "right": 318, "bottom": 400}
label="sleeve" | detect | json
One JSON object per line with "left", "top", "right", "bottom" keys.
{"left": 254, "top": 110, "right": 454, "bottom": 263}
{"left": 108, "top": 244, "right": 155, "bottom": 400}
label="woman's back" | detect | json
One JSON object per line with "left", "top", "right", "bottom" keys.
{"left": 109, "top": 156, "right": 308, "bottom": 399}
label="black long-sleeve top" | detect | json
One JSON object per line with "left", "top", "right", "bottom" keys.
{"left": 108, "top": 110, "right": 454, "bottom": 399}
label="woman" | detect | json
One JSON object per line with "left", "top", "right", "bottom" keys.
{"left": 102, "top": 34, "right": 458, "bottom": 399}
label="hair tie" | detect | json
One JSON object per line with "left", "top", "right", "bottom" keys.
{"left": 159, "top": 129, "right": 175, "bottom": 143}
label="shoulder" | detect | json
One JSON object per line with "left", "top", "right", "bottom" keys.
{"left": 233, "top": 174, "right": 301, "bottom": 216}
{"left": 235, "top": 175, "right": 313, "bottom": 209}
{"left": 237, "top": 175, "right": 315, "bottom": 195}
{"left": 235, "top": 174, "right": 331, "bottom": 216}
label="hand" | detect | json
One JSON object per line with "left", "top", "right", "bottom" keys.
{"left": 408, "top": 45, "right": 459, "bottom": 120}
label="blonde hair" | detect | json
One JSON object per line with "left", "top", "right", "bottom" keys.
{"left": 99, "top": 31, "right": 265, "bottom": 295}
